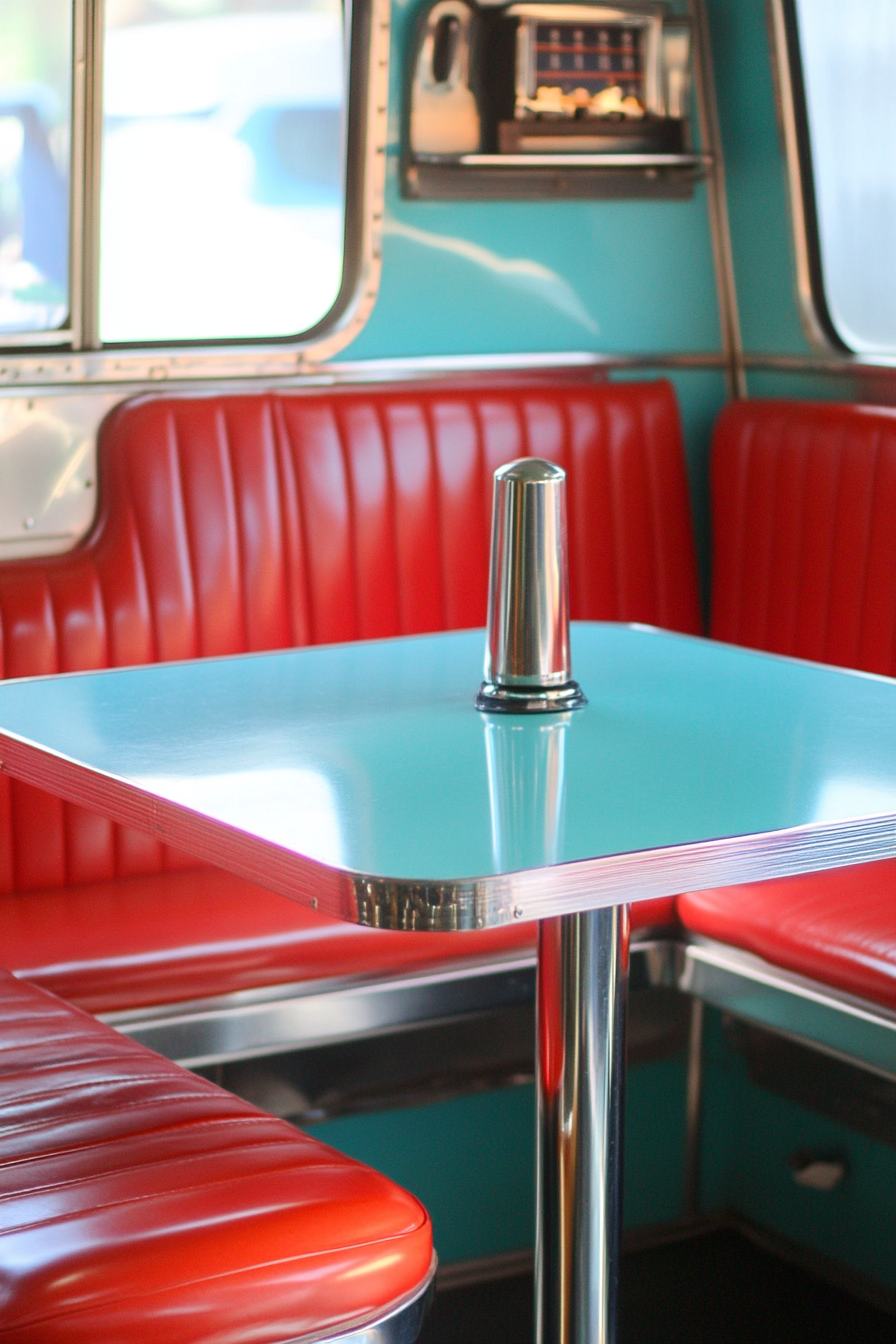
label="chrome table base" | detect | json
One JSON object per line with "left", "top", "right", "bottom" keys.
{"left": 536, "top": 904, "right": 630, "bottom": 1344}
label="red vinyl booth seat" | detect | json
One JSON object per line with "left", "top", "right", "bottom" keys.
{"left": 710, "top": 398, "right": 896, "bottom": 674}
{"left": 0, "top": 381, "right": 698, "bottom": 1012}
{"left": 680, "top": 400, "right": 896, "bottom": 1001}
{"left": 678, "top": 861, "right": 896, "bottom": 1011}
{"left": 0, "top": 968, "right": 432, "bottom": 1344}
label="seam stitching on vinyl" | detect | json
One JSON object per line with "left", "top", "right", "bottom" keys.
{"left": 854, "top": 427, "right": 881, "bottom": 673}
{"left": 818, "top": 421, "right": 845, "bottom": 664}
{"left": 332, "top": 400, "right": 362, "bottom": 642}
{"left": 420, "top": 399, "right": 448, "bottom": 633}
{"left": 169, "top": 409, "right": 201, "bottom": 660}
{"left": 217, "top": 403, "right": 249, "bottom": 655}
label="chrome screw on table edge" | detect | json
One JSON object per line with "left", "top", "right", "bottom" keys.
{"left": 476, "top": 458, "right": 586, "bottom": 713}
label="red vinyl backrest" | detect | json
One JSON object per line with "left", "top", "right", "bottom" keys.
{"left": 710, "top": 399, "right": 896, "bottom": 676}
{"left": 0, "top": 380, "right": 700, "bottom": 894}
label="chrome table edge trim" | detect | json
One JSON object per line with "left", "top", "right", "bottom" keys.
{"left": 0, "top": 728, "right": 893, "bottom": 930}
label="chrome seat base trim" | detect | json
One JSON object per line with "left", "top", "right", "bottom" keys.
{"left": 679, "top": 936, "right": 896, "bottom": 1082}
{"left": 100, "top": 932, "right": 896, "bottom": 1082}
{"left": 287, "top": 1257, "right": 436, "bottom": 1344}
{"left": 102, "top": 953, "right": 537, "bottom": 1068}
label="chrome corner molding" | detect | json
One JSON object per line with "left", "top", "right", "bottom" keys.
{"left": 306, "top": 1258, "right": 436, "bottom": 1344}
{"left": 688, "top": 0, "right": 745, "bottom": 398}
{"left": 0, "top": 0, "right": 390, "bottom": 387}
{"left": 347, "top": 812, "right": 896, "bottom": 931}
{"left": 767, "top": 0, "right": 837, "bottom": 355}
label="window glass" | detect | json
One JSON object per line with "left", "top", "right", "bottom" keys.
{"left": 100, "top": 0, "right": 345, "bottom": 344}
{"left": 0, "top": 0, "right": 71, "bottom": 335}
{"left": 794, "top": 0, "right": 896, "bottom": 352}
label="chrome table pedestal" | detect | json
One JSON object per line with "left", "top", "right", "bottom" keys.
{"left": 537, "top": 906, "right": 629, "bottom": 1344}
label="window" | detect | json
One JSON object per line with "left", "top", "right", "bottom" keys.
{"left": 0, "top": 0, "right": 72, "bottom": 335}
{"left": 0, "top": 0, "right": 364, "bottom": 354}
{"left": 100, "top": 0, "right": 346, "bottom": 344}
{"left": 791, "top": 0, "right": 896, "bottom": 353}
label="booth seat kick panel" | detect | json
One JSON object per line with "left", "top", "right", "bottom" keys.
{"left": 0, "top": 968, "right": 433, "bottom": 1344}
{"left": 0, "top": 382, "right": 697, "bottom": 1011}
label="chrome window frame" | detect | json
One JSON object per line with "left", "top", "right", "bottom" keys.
{"left": 0, "top": 0, "right": 390, "bottom": 378}
{"left": 767, "top": 0, "right": 850, "bottom": 354}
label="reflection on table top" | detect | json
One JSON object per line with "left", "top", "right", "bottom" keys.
{"left": 0, "top": 624, "right": 894, "bottom": 930}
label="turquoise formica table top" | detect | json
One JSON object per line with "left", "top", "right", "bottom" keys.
{"left": 0, "top": 624, "right": 893, "bottom": 929}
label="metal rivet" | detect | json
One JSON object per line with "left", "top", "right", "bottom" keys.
{"left": 312, "top": 897, "right": 318, "bottom": 910}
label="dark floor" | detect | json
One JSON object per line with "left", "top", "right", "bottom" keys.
{"left": 418, "top": 1228, "right": 896, "bottom": 1344}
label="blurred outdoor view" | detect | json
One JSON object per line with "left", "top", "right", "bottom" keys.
{"left": 0, "top": 0, "right": 71, "bottom": 334}
{"left": 101, "top": 0, "right": 346, "bottom": 343}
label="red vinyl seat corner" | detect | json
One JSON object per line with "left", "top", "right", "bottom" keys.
{"left": 0, "top": 968, "right": 432, "bottom": 1344}
{"left": 678, "top": 860, "right": 896, "bottom": 1010}
{"left": 679, "top": 399, "right": 896, "bottom": 1001}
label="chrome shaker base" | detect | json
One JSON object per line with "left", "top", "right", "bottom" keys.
{"left": 475, "top": 680, "right": 587, "bottom": 713}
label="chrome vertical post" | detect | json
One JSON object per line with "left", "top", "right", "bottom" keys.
{"left": 536, "top": 905, "right": 630, "bottom": 1344}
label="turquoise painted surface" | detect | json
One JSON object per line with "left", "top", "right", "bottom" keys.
{"left": 623, "top": 1054, "right": 688, "bottom": 1230}
{"left": 704, "top": 0, "right": 811, "bottom": 356}
{"left": 745, "top": 369, "right": 865, "bottom": 404}
{"left": 305, "top": 1057, "right": 686, "bottom": 1265}
{"left": 699, "top": 1009, "right": 896, "bottom": 1293}
{"left": 339, "top": 0, "right": 722, "bottom": 360}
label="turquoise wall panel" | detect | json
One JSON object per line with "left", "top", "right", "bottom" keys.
{"left": 624, "top": 1055, "right": 688, "bottom": 1230}
{"left": 306, "top": 1058, "right": 686, "bottom": 1267}
{"left": 699, "top": 1009, "right": 896, "bottom": 1295}
{"left": 340, "top": 0, "right": 723, "bottom": 361}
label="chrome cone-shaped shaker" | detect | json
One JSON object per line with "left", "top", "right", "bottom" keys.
{"left": 476, "top": 458, "right": 586, "bottom": 713}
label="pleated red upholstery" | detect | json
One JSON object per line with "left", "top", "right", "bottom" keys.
{"left": 710, "top": 399, "right": 896, "bottom": 674}
{"left": 681, "top": 400, "right": 896, "bottom": 1000}
{"left": 0, "top": 968, "right": 432, "bottom": 1344}
{"left": 0, "top": 381, "right": 696, "bottom": 1008}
